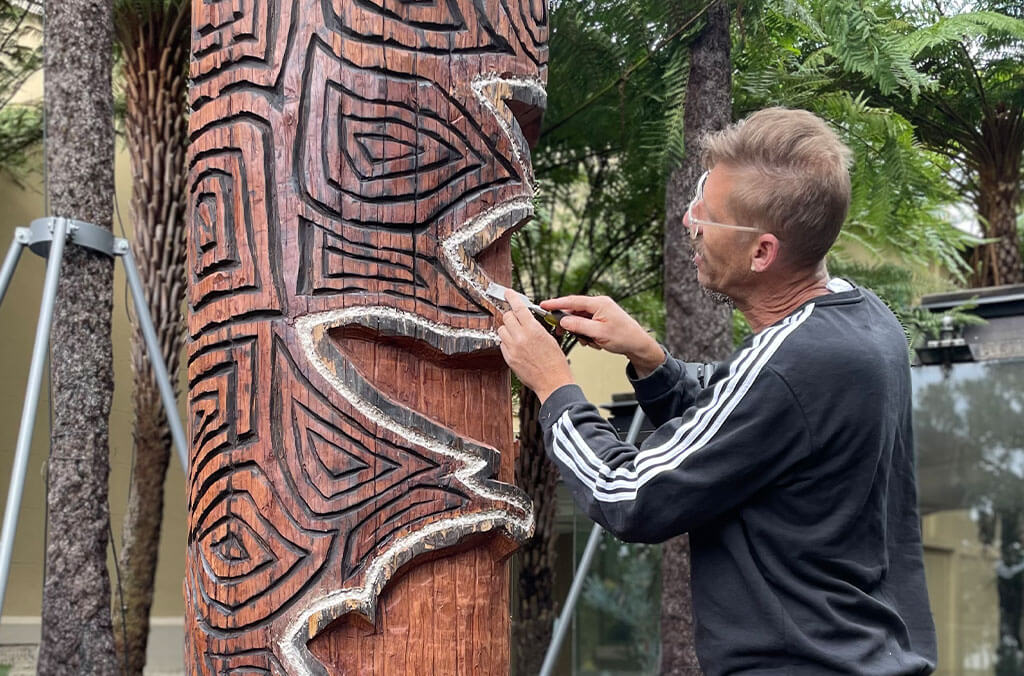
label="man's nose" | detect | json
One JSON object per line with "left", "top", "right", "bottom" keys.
{"left": 682, "top": 210, "right": 699, "bottom": 239}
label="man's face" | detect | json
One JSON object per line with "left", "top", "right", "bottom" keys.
{"left": 683, "top": 166, "right": 759, "bottom": 299}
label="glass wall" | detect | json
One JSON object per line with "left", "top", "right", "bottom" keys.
{"left": 557, "top": 486, "right": 662, "bottom": 675}
{"left": 914, "top": 359, "right": 1024, "bottom": 676}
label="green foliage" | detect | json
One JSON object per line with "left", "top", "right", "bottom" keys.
{"left": 735, "top": 0, "right": 931, "bottom": 97}
{"left": 516, "top": 0, "right": 692, "bottom": 351}
{"left": 746, "top": 0, "right": 1024, "bottom": 285}
{"left": 621, "top": 289, "right": 667, "bottom": 344}
{"left": 900, "top": 302, "right": 985, "bottom": 349}
{"left": 897, "top": 5, "right": 1024, "bottom": 167}
{"left": 734, "top": 1, "right": 982, "bottom": 281}
{"left": 0, "top": 102, "right": 41, "bottom": 181}
{"left": 0, "top": 1, "right": 42, "bottom": 178}
{"left": 906, "top": 10, "right": 1024, "bottom": 57}
{"left": 815, "top": 0, "right": 931, "bottom": 98}
{"left": 642, "top": 45, "right": 689, "bottom": 170}
{"left": 0, "top": 2, "right": 41, "bottom": 105}
{"left": 732, "top": 309, "right": 753, "bottom": 346}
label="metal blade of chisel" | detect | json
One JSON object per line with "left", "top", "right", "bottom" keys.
{"left": 485, "top": 282, "right": 567, "bottom": 329}
{"left": 485, "top": 282, "right": 544, "bottom": 313}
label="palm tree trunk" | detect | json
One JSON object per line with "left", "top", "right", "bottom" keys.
{"left": 112, "top": 2, "right": 190, "bottom": 674}
{"left": 38, "top": 0, "right": 119, "bottom": 673}
{"left": 974, "top": 107, "right": 1023, "bottom": 287}
{"left": 661, "top": 1, "right": 733, "bottom": 673}
{"left": 513, "top": 386, "right": 562, "bottom": 675}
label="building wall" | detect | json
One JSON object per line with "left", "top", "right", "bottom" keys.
{"left": 567, "top": 345, "right": 632, "bottom": 411}
{"left": 922, "top": 511, "right": 1001, "bottom": 674}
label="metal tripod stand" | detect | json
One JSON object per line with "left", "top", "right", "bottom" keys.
{"left": 0, "top": 216, "right": 188, "bottom": 613}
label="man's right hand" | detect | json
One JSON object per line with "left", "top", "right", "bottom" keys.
{"left": 540, "top": 295, "right": 666, "bottom": 377}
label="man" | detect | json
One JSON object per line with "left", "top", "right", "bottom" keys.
{"left": 498, "top": 107, "right": 937, "bottom": 674}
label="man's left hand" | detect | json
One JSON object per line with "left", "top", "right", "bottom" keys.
{"left": 497, "top": 289, "right": 574, "bottom": 403}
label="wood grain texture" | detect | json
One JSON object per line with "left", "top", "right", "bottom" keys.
{"left": 185, "top": 1, "right": 547, "bottom": 673}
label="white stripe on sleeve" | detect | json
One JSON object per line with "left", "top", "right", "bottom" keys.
{"left": 551, "top": 304, "right": 814, "bottom": 503}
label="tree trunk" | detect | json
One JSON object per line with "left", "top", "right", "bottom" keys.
{"left": 184, "top": 1, "right": 547, "bottom": 672}
{"left": 37, "top": 0, "right": 119, "bottom": 674}
{"left": 113, "top": 3, "right": 190, "bottom": 673}
{"left": 512, "top": 387, "right": 561, "bottom": 675}
{"left": 660, "top": 1, "right": 733, "bottom": 673}
{"left": 973, "top": 106, "right": 1023, "bottom": 287}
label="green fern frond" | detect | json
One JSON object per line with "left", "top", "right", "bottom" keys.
{"left": 816, "top": 0, "right": 933, "bottom": 97}
{"left": 907, "top": 11, "right": 1024, "bottom": 55}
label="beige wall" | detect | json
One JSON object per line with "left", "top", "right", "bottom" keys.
{"left": 567, "top": 344, "right": 632, "bottom": 410}
{"left": 922, "top": 510, "right": 1001, "bottom": 674}
{"left": 1, "top": 79, "right": 187, "bottom": 643}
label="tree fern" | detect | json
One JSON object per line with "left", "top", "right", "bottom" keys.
{"left": 906, "top": 10, "right": 1024, "bottom": 55}
{"left": 0, "top": 1, "right": 42, "bottom": 178}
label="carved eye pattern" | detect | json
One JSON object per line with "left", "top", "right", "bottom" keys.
{"left": 190, "top": 468, "right": 333, "bottom": 631}
{"left": 195, "top": 493, "right": 301, "bottom": 615}
{"left": 297, "top": 41, "right": 517, "bottom": 231}
{"left": 347, "top": 127, "right": 461, "bottom": 183}
{"left": 202, "top": 519, "right": 270, "bottom": 578}
{"left": 296, "top": 40, "right": 520, "bottom": 229}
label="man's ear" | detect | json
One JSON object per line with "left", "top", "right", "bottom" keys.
{"left": 750, "top": 233, "right": 781, "bottom": 273}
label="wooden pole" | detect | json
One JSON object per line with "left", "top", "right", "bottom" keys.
{"left": 184, "top": 1, "right": 547, "bottom": 673}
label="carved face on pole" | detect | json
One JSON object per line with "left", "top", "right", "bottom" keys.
{"left": 185, "top": 1, "right": 547, "bottom": 673}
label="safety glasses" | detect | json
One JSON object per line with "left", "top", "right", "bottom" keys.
{"left": 685, "top": 171, "right": 763, "bottom": 240}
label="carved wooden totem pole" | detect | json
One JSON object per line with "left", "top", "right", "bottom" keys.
{"left": 185, "top": 1, "right": 547, "bottom": 673}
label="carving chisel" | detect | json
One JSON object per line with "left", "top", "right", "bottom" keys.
{"left": 485, "top": 282, "right": 566, "bottom": 328}
{"left": 485, "top": 282, "right": 595, "bottom": 346}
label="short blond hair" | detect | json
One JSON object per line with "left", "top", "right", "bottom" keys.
{"left": 703, "top": 107, "right": 852, "bottom": 269}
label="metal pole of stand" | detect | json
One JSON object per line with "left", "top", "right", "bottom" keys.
{"left": 0, "top": 229, "right": 28, "bottom": 307}
{"left": 0, "top": 218, "right": 69, "bottom": 613}
{"left": 116, "top": 240, "right": 189, "bottom": 472}
{"left": 539, "top": 404, "right": 647, "bottom": 676}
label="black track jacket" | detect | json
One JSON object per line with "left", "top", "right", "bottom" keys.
{"left": 539, "top": 282, "right": 937, "bottom": 675}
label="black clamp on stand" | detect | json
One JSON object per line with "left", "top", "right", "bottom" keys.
{"left": 0, "top": 216, "right": 188, "bottom": 614}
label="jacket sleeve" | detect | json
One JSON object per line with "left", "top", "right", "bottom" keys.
{"left": 626, "top": 351, "right": 703, "bottom": 426}
{"left": 539, "top": 364, "right": 813, "bottom": 543}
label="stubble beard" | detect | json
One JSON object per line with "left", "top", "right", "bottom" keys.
{"left": 689, "top": 240, "right": 735, "bottom": 307}
{"left": 702, "top": 287, "right": 734, "bottom": 307}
